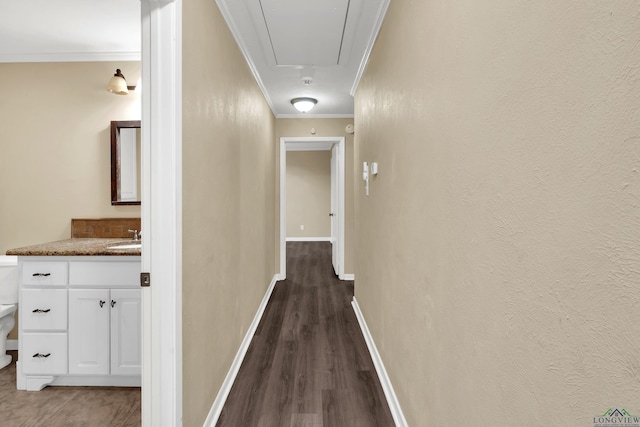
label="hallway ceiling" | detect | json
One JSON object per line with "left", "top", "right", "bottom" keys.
{"left": 0, "top": 0, "right": 389, "bottom": 118}
{"left": 217, "top": 0, "right": 389, "bottom": 117}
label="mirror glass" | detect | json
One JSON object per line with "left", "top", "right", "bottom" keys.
{"left": 111, "top": 120, "right": 141, "bottom": 205}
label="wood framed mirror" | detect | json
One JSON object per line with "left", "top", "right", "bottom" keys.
{"left": 111, "top": 120, "right": 141, "bottom": 205}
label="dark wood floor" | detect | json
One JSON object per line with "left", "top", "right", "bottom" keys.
{"left": 217, "top": 241, "right": 394, "bottom": 427}
{"left": 0, "top": 350, "right": 140, "bottom": 426}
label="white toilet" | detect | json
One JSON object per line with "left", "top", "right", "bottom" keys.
{"left": 0, "top": 256, "right": 18, "bottom": 369}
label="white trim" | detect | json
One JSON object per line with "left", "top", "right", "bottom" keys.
{"left": 215, "top": 0, "right": 277, "bottom": 116}
{"left": 286, "top": 237, "right": 332, "bottom": 242}
{"left": 285, "top": 141, "right": 333, "bottom": 151}
{"left": 279, "top": 140, "right": 287, "bottom": 279}
{"left": 351, "top": 297, "right": 408, "bottom": 427}
{"left": 7, "top": 339, "right": 17, "bottom": 351}
{"left": 0, "top": 52, "right": 141, "bottom": 63}
{"left": 203, "top": 275, "right": 280, "bottom": 427}
{"left": 350, "top": 0, "right": 391, "bottom": 96}
{"left": 280, "top": 137, "right": 345, "bottom": 280}
{"left": 340, "top": 273, "right": 355, "bottom": 281}
{"left": 141, "top": 0, "right": 182, "bottom": 425}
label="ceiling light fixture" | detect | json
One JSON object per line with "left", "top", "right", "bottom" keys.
{"left": 291, "top": 97, "right": 317, "bottom": 113}
{"left": 106, "top": 69, "right": 136, "bottom": 95}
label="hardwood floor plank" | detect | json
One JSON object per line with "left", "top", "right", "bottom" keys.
{"left": 290, "top": 413, "right": 323, "bottom": 427}
{"left": 216, "top": 338, "right": 272, "bottom": 426}
{"left": 256, "top": 339, "right": 297, "bottom": 426}
{"left": 291, "top": 325, "right": 322, "bottom": 414}
{"left": 217, "top": 242, "right": 395, "bottom": 427}
{"left": 353, "top": 370, "right": 395, "bottom": 424}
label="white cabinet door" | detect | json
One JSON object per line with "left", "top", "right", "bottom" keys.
{"left": 68, "top": 289, "right": 110, "bottom": 375}
{"left": 110, "top": 289, "right": 141, "bottom": 375}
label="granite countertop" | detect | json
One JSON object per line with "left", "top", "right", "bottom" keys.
{"left": 6, "top": 238, "right": 141, "bottom": 257}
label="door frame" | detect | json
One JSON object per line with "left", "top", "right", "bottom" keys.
{"left": 279, "top": 136, "right": 345, "bottom": 279}
{"left": 330, "top": 143, "right": 339, "bottom": 275}
{"left": 141, "top": 0, "right": 182, "bottom": 425}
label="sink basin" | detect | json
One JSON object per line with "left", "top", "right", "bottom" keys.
{"left": 107, "top": 242, "right": 142, "bottom": 250}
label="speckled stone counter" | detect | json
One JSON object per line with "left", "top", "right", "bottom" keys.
{"left": 6, "top": 238, "right": 141, "bottom": 256}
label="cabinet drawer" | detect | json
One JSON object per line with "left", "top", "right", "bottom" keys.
{"left": 69, "top": 261, "right": 140, "bottom": 287}
{"left": 21, "top": 289, "right": 67, "bottom": 331}
{"left": 22, "top": 333, "right": 68, "bottom": 375}
{"left": 22, "top": 262, "right": 68, "bottom": 286}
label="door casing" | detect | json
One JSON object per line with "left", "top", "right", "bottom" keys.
{"left": 279, "top": 136, "right": 346, "bottom": 279}
{"left": 141, "top": 0, "right": 182, "bottom": 425}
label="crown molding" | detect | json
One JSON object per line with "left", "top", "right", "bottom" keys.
{"left": 0, "top": 52, "right": 141, "bottom": 63}
{"left": 350, "top": 0, "right": 391, "bottom": 96}
{"left": 215, "top": 0, "right": 277, "bottom": 116}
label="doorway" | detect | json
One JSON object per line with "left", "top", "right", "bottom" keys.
{"left": 279, "top": 136, "right": 346, "bottom": 279}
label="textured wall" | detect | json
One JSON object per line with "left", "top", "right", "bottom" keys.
{"left": 354, "top": 0, "right": 640, "bottom": 425}
{"left": 286, "top": 151, "right": 331, "bottom": 238}
{"left": 0, "top": 62, "right": 141, "bottom": 254}
{"left": 182, "top": 0, "right": 276, "bottom": 425}
{"left": 275, "top": 118, "right": 355, "bottom": 274}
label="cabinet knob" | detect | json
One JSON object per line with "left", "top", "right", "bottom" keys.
{"left": 111, "top": 300, "right": 116, "bottom": 308}
{"left": 32, "top": 308, "right": 51, "bottom": 313}
{"left": 99, "top": 300, "right": 106, "bottom": 308}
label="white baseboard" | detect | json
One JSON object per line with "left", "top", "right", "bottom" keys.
{"left": 203, "top": 274, "right": 280, "bottom": 426}
{"left": 7, "top": 339, "right": 17, "bottom": 351}
{"left": 285, "top": 237, "right": 331, "bottom": 242}
{"left": 351, "top": 297, "right": 408, "bottom": 427}
{"left": 340, "top": 273, "right": 355, "bottom": 281}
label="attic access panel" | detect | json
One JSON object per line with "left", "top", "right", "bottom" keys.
{"left": 260, "top": 0, "right": 349, "bottom": 66}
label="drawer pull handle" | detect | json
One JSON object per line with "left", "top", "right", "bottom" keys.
{"left": 32, "top": 273, "right": 51, "bottom": 277}
{"left": 32, "top": 353, "right": 51, "bottom": 358}
{"left": 111, "top": 300, "right": 116, "bottom": 308}
{"left": 32, "top": 309, "right": 51, "bottom": 313}
{"left": 99, "top": 300, "right": 106, "bottom": 308}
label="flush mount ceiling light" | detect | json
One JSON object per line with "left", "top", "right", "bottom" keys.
{"left": 106, "top": 69, "right": 136, "bottom": 95}
{"left": 291, "top": 97, "right": 317, "bottom": 113}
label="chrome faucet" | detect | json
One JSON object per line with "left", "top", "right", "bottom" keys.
{"left": 128, "top": 229, "right": 141, "bottom": 241}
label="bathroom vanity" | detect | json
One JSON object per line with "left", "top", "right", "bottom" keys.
{"left": 7, "top": 239, "right": 141, "bottom": 391}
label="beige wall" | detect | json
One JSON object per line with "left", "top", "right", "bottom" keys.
{"left": 276, "top": 118, "right": 354, "bottom": 274}
{"left": 0, "top": 62, "right": 141, "bottom": 254}
{"left": 355, "top": 0, "right": 640, "bottom": 425}
{"left": 286, "top": 151, "right": 331, "bottom": 238}
{"left": 0, "top": 62, "right": 141, "bottom": 341}
{"left": 182, "top": 0, "right": 276, "bottom": 425}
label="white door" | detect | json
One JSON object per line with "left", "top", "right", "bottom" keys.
{"left": 330, "top": 144, "right": 339, "bottom": 275}
{"left": 111, "top": 289, "right": 142, "bottom": 375}
{"left": 68, "top": 289, "right": 110, "bottom": 375}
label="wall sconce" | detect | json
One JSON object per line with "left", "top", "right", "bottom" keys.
{"left": 291, "top": 97, "right": 317, "bottom": 113}
{"left": 106, "top": 69, "right": 136, "bottom": 95}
